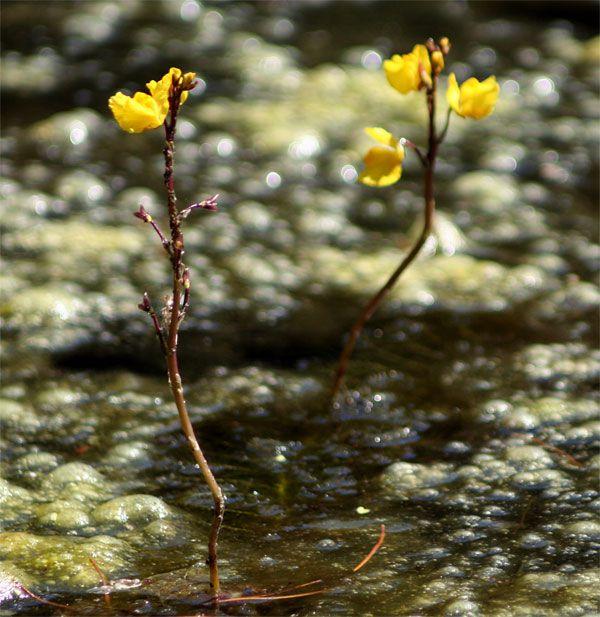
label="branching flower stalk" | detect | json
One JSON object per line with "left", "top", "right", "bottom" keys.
{"left": 109, "top": 68, "right": 225, "bottom": 598}
{"left": 333, "top": 37, "right": 500, "bottom": 396}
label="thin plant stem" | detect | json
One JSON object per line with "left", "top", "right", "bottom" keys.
{"left": 148, "top": 219, "right": 171, "bottom": 254}
{"left": 332, "top": 65, "right": 442, "bottom": 398}
{"left": 140, "top": 76, "right": 225, "bottom": 599}
{"left": 139, "top": 292, "right": 167, "bottom": 355}
{"left": 401, "top": 138, "right": 427, "bottom": 167}
{"left": 203, "top": 525, "right": 386, "bottom": 607}
{"left": 134, "top": 205, "right": 171, "bottom": 254}
{"left": 88, "top": 557, "right": 112, "bottom": 609}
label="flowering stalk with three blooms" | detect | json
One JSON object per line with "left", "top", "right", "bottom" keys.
{"left": 333, "top": 37, "right": 500, "bottom": 396}
{"left": 109, "top": 68, "right": 225, "bottom": 599}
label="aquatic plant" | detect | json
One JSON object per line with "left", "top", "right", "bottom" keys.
{"left": 333, "top": 37, "right": 499, "bottom": 395}
{"left": 109, "top": 68, "right": 225, "bottom": 597}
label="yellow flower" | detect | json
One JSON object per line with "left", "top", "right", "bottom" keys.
{"left": 109, "top": 67, "right": 196, "bottom": 134}
{"left": 359, "top": 127, "right": 405, "bottom": 187}
{"left": 446, "top": 73, "right": 499, "bottom": 120}
{"left": 108, "top": 92, "right": 165, "bottom": 133}
{"left": 384, "top": 44, "right": 432, "bottom": 94}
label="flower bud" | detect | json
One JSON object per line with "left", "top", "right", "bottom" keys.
{"left": 181, "top": 71, "right": 197, "bottom": 90}
{"left": 431, "top": 50, "right": 445, "bottom": 74}
{"left": 200, "top": 194, "right": 219, "bottom": 211}
{"left": 134, "top": 205, "right": 152, "bottom": 223}
{"left": 419, "top": 62, "right": 433, "bottom": 89}
{"left": 138, "top": 292, "right": 152, "bottom": 313}
{"left": 439, "top": 37, "right": 451, "bottom": 55}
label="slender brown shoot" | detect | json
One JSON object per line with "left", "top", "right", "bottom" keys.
{"left": 89, "top": 557, "right": 112, "bottom": 609}
{"left": 353, "top": 523, "right": 386, "bottom": 572}
{"left": 529, "top": 436, "right": 585, "bottom": 468}
{"left": 203, "top": 524, "right": 386, "bottom": 607}
{"left": 215, "top": 587, "right": 329, "bottom": 605}
{"left": 17, "top": 584, "right": 71, "bottom": 610}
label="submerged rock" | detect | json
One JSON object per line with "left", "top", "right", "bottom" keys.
{"left": 0, "top": 532, "right": 134, "bottom": 588}
{"left": 92, "top": 495, "right": 175, "bottom": 528}
{"left": 381, "top": 461, "right": 458, "bottom": 498}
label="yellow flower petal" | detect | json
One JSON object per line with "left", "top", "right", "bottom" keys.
{"left": 446, "top": 74, "right": 499, "bottom": 120}
{"left": 384, "top": 44, "right": 432, "bottom": 94}
{"left": 384, "top": 53, "right": 420, "bottom": 94}
{"left": 359, "top": 145, "right": 403, "bottom": 187}
{"left": 446, "top": 73, "right": 460, "bottom": 114}
{"left": 459, "top": 75, "right": 499, "bottom": 119}
{"left": 412, "top": 44, "right": 432, "bottom": 79}
{"left": 108, "top": 91, "right": 165, "bottom": 133}
{"left": 364, "top": 127, "right": 398, "bottom": 148}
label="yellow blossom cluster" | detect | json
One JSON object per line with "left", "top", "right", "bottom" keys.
{"left": 109, "top": 67, "right": 196, "bottom": 133}
{"left": 360, "top": 38, "right": 500, "bottom": 187}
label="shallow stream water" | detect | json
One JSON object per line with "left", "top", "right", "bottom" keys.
{"left": 1, "top": 1, "right": 599, "bottom": 615}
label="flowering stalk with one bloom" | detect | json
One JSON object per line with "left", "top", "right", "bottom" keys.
{"left": 108, "top": 67, "right": 195, "bottom": 133}
{"left": 333, "top": 37, "right": 500, "bottom": 396}
{"left": 109, "top": 69, "right": 225, "bottom": 601}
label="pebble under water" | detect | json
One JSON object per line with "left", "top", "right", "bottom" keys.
{"left": 1, "top": 1, "right": 599, "bottom": 615}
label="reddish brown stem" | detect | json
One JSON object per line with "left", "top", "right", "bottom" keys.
{"left": 149, "top": 220, "right": 171, "bottom": 254}
{"left": 139, "top": 292, "right": 167, "bottom": 355}
{"left": 205, "top": 525, "right": 385, "bottom": 607}
{"left": 18, "top": 585, "right": 71, "bottom": 610}
{"left": 402, "top": 139, "right": 427, "bottom": 166}
{"left": 158, "top": 78, "right": 225, "bottom": 599}
{"left": 332, "top": 66, "right": 441, "bottom": 397}
{"left": 134, "top": 205, "right": 171, "bottom": 255}
{"left": 88, "top": 557, "right": 112, "bottom": 609}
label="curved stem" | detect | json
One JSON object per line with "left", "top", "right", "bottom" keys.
{"left": 165, "top": 325, "right": 224, "bottom": 594}
{"left": 332, "top": 74, "right": 439, "bottom": 397}
{"left": 332, "top": 169, "right": 435, "bottom": 396}
{"left": 162, "top": 87, "right": 224, "bottom": 598}
{"left": 401, "top": 139, "right": 427, "bottom": 167}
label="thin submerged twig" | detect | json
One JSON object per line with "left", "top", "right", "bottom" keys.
{"left": 17, "top": 585, "right": 71, "bottom": 610}
{"left": 203, "top": 524, "right": 386, "bottom": 607}
{"left": 89, "top": 557, "right": 112, "bottom": 609}
{"left": 529, "top": 436, "right": 584, "bottom": 468}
